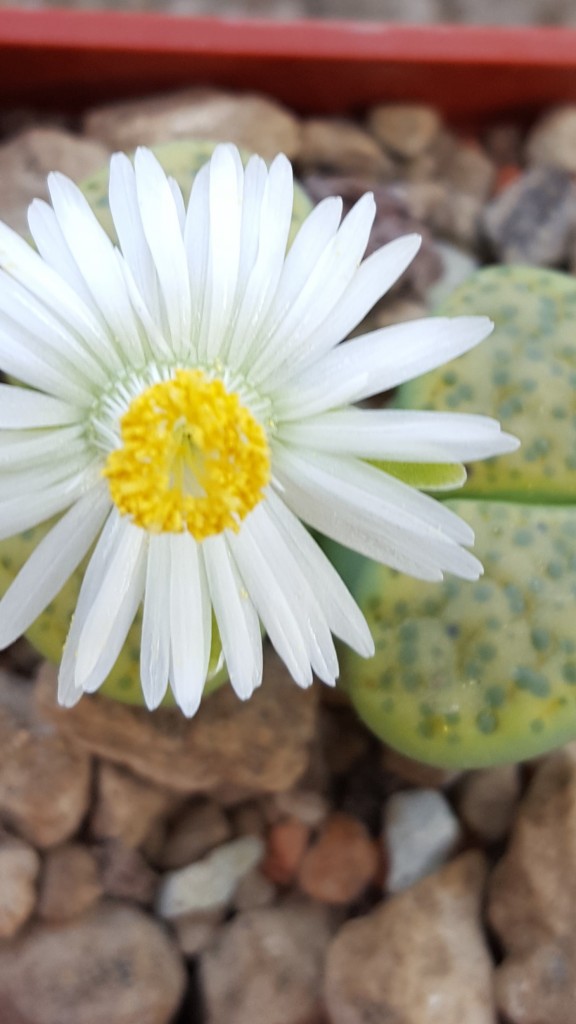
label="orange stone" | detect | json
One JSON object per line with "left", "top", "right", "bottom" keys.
{"left": 298, "top": 813, "right": 380, "bottom": 905}
{"left": 262, "top": 817, "right": 311, "bottom": 886}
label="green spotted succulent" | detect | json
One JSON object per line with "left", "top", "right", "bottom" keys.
{"left": 338, "top": 266, "right": 576, "bottom": 767}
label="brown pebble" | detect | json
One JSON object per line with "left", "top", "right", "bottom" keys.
{"left": 263, "top": 817, "right": 311, "bottom": 886}
{"left": 38, "top": 844, "right": 102, "bottom": 922}
{"left": 298, "top": 813, "right": 379, "bottom": 905}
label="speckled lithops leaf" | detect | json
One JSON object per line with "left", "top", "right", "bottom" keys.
{"left": 341, "top": 266, "right": 576, "bottom": 767}
{"left": 0, "top": 139, "right": 311, "bottom": 708}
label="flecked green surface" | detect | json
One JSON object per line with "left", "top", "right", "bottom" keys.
{"left": 0, "top": 141, "right": 311, "bottom": 707}
{"left": 341, "top": 266, "right": 576, "bottom": 767}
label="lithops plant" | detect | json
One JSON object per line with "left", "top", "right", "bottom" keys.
{"left": 340, "top": 265, "right": 576, "bottom": 767}
{"left": 0, "top": 140, "right": 311, "bottom": 706}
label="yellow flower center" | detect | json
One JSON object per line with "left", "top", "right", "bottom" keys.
{"left": 103, "top": 369, "right": 271, "bottom": 539}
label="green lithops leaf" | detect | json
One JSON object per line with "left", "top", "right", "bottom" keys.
{"left": 341, "top": 266, "right": 576, "bottom": 767}
{"left": 371, "top": 460, "right": 467, "bottom": 492}
{"left": 0, "top": 140, "right": 311, "bottom": 708}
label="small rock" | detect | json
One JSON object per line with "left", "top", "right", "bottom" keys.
{"left": 488, "top": 744, "right": 576, "bottom": 953}
{"left": 367, "top": 103, "right": 442, "bottom": 160}
{"left": 496, "top": 940, "right": 576, "bottom": 1024}
{"left": 156, "top": 835, "right": 264, "bottom": 920}
{"left": 458, "top": 764, "right": 520, "bottom": 844}
{"left": 431, "top": 189, "right": 484, "bottom": 249}
{"left": 0, "top": 904, "right": 186, "bottom": 1024}
{"left": 96, "top": 841, "right": 159, "bottom": 905}
{"left": 272, "top": 789, "right": 330, "bottom": 828}
{"left": 298, "top": 813, "right": 379, "bottom": 905}
{"left": 526, "top": 105, "right": 576, "bottom": 173}
{"left": 84, "top": 87, "right": 301, "bottom": 161}
{"left": 326, "top": 852, "right": 494, "bottom": 1024}
{"left": 393, "top": 179, "right": 448, "bottom": 224}
{"left": 384, "top": 789, "right": 462, "bottom": 893}
{"left": 91, "top": 762, "right": 177, "bottom": 849}
{"left": 483, "top": 122, "right": 523, "bottom": 166}
{"left": 263, "top": 817, "right": 311, "bottom": 886}
{"left": 0, "top": 126, "right": 109, "bottom": 235}
{"left": 427, "top": 240, "right": 479, "bottom": 308}
{"left": 38, "top": 844, "right": 101, "bottom": 922}
{"left": 174, "top": 910, "right": 223, "bottom": 958}
{"left": 158, "top": 799, "right": 231, "bottom": 870}
{"left": 234, "top": 867, "right": 276, "bottom": 911}
{"left": 201, "top": 903, "right": 333, "bottom": 1024}
{"left": 299, "top": 117, "right": 393, "bottom": 178}
{"left": 371, "top": 296, "right": 429, "bottom": 329}
{"left": 0, "top": 834, "right": 39, "bottom": 938}
{"left": 444, "top": 141, "right": 496, "bottom": 200}
{"left": 36, "top": 651, "right": 317, "bottom": 795}
{"left": 0, "top": 699, "right": 91, "bottom": 848}
{"left": 381, "top": 745, "right": 461, "bottom": 788}
{"left": 481, "top": 166, "right": 576, "bottom": 265}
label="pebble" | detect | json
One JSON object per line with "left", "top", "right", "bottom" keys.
{"left": 496, "top": 941, "right": 576, "bottom": 1024}
{"left": 174, "top": 910, "right": 223, "bottom": 958}
{"left": 325, "top": 852, "right": 495, "bottom": 1024}
{"left": 481, "top": 165, "right": 576, "bottom": 265}
{"left": 432, "top": 189, "right": 484, "bottom": 249}
{"left": 0, "top": 903, "right": 186, "bottom": 1024}
{"left": 0, "top": 834, "right": 40, "bottom": 938}
{"left": 272, "top": 789, "right": 330, "bottom": 828}
{"left": 37, "top": 844, "right": 102, "bottom": 922}
{"left": 156, "top": 835, "right": 264, "bottom": 920}
{"left": 367, "top": 103, "right": 442, "bottom": 160}
{"left": 36, "top": 652, "right": 317, "bottom": 795}
{"left": 488, "top": 745, "right": 576, "bottom": 953}
{"left": 91, "top": 761, "right": 177, "bottom": 849}
{"left": 200, "top": 903, "right": 333, "bottom": 1024}
{"left": 299, "top": 117, "right": 394, "bottom": 178}
{"left": 526, "top": 104, "right": 576, "bottom": 173}
{"left": 0, "top": 126, "right": 110, "bottom": 235}
{"left": 444, "top": 141, "right": 496, "bottom": 200}
{"left": 157, "top": 799, "right": 231, "bottom": 870}
{"left": 458, "top": 764, "right": 520, "bottom": 843}
{"left": 384, "top": 789, "right": 462, "bottom": 893}
{"left": 298, "top": 813, "right": 379, "bottom": 905}
{"left": 83, "top": 87, "right": 302, "bottom": 160}
{"left": 96, "top": 841, "right": 159, "bottom": 905}
{"left": 233, "top": 867, "right": 276, "bottom": 911}
{"left": 0, "top": 700, "right": 91, "bottom": 849}
{"left": 262, "top": 817, "right": 311, "bottom": 886}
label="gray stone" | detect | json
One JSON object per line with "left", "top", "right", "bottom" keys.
{"left": 156, "top": 835, "right": 264, "bottom": 920}
{"left": 481, "top": 166, "right": 576, "bottom": 265}
{"left": 384, "top": 788, "right": 462, "bottom": 892}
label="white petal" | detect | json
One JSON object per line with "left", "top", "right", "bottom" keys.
{"left": 0, "top": 425, "right": 85, "bottom": 470}
{"left": 279, "top": 408, "right": 520, "bottom": 462}
{"left": 251, "top": 193, "right": 376, "bottom": 385}
{"left": 197, "top": 144, "right": 243, "bottom": 363}
{"left": 168, "top": 532, "right": 211, "bottom": 717}
{"left": 134, "top": 148, "right": 191, "bottom": 355}
{"left": 185, "top": 162, "right": 211, "bottom": 354}
{"left": 273, "top": 316, "right": 494, "bottom": 421}
{"left": 0, "top": 386, "right": 82, "bottom": 429}
{"left": 73, "top": 514, "right": 147, "bottom": 690}
{"left": 0, "top": 463, "right": 99, "bottom": 541}
{"left": 225, "top": 153, "right": 294, "bottom": 368}
{"left": 265, "top": 488, "right": 374, "bottom": 658}
{"left": 0, "top": 483, "right": 110, "bottom": 648}
{"left": 0, "top": 218, "right": 116, "bottom": 366}
{"left": 273, "top": 444, "right": 483, "bottom": 581}
{"left": 47, "top": 172, "right": 144, "bottom": 360}
{"left": 203, "top": 533, "right": 262, "bottom": 700}
{"left": 280, "top": 234, "right": 422, "bottom": 380}
{"left": 228, "top": 520, "right": 313, "bottom": 688}
{"left": 251, "top": 503, "right": 340, "bottom": 685}
{"left": 108, "top": 152, "right": 164, "bottom": 331}
{"left": 140, "top": 533, "right": 171, "bottom": 710}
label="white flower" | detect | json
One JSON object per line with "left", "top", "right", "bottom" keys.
{"left": 0, "top": 144, "right": 518, "bottom": 715}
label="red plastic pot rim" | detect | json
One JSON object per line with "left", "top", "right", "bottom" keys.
{"left": 2, "top": 8, "right": 576, "bottom": 118}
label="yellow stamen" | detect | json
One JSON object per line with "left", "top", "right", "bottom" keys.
{"left": 103, "top": 369, "right": 271, "bottom": 539}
